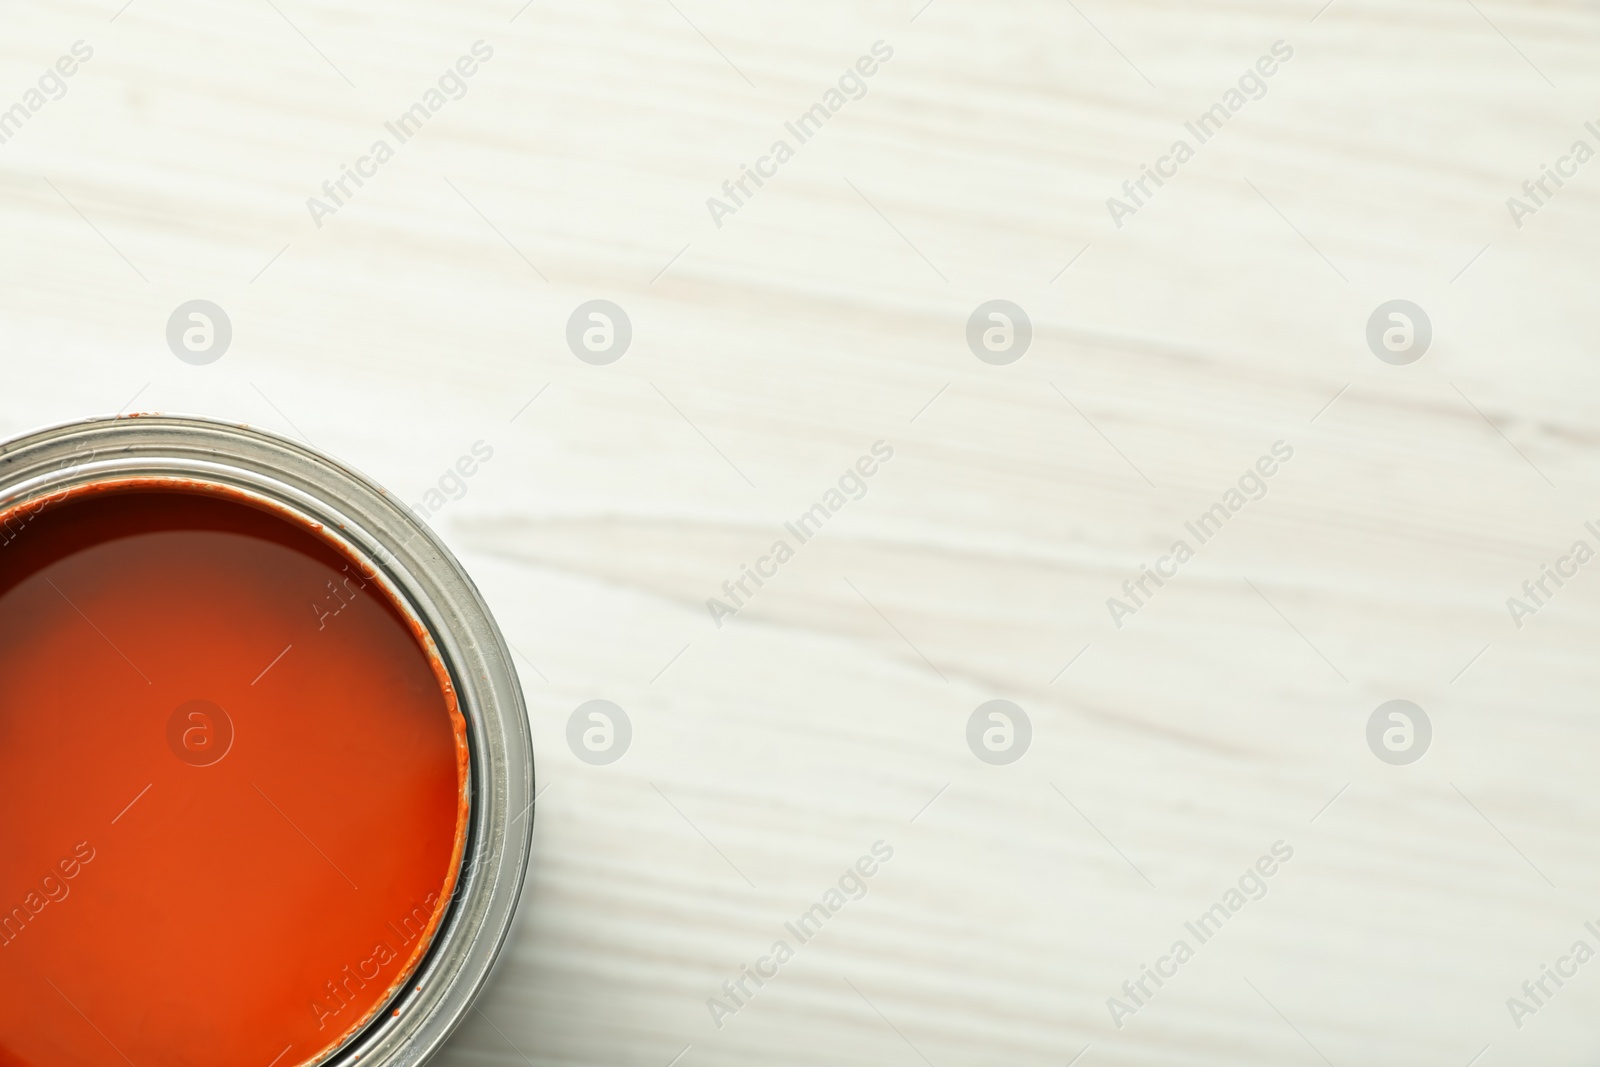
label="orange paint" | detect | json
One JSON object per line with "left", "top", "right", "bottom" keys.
{"left": 0, "top": 482, "right": 469, "bottom": 1067}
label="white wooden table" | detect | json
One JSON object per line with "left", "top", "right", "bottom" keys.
{"left": 5, "top": 0, "right": 1600, "bottom": 1063}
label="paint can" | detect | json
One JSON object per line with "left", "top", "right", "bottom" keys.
{"left": 0, "top": 414, "right": 532, "bottom": 1067}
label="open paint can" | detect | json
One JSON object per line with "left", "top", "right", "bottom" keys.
{"left": 0, "top": 415, "right": 533, "bottom": 1067}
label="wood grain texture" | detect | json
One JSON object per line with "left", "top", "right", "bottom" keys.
{"left": 4, "top": 0, "right": 1600, "bottom": 1064}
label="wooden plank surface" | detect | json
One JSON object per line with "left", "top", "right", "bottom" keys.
{"left": 5, "top": 0, "right": 1600, "bottom": 1064}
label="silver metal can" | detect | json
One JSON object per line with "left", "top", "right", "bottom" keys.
{"left": 0, "top": 413, "right": 533, "bottom": 1067}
